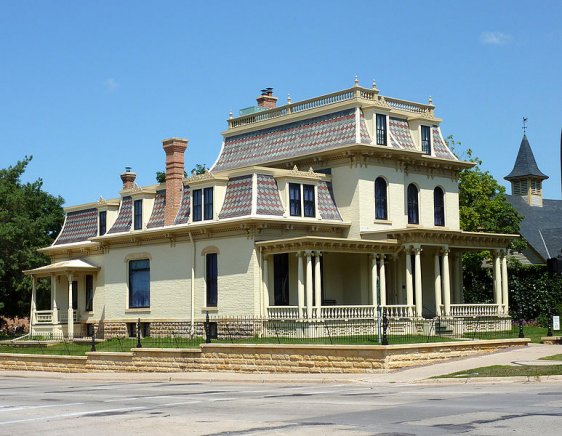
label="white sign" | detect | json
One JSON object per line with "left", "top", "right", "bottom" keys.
{"left": 553, "top": 316, "right": 560, "bottom": 331}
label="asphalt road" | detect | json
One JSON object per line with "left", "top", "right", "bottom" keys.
{"left": 0, "top": 374, "right": 561, "bottom": 435}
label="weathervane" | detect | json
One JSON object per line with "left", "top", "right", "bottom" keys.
{"left": 522, "top": 117, "right": 528, "bottom": 135}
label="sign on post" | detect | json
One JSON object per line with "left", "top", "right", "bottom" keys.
{"left": 553, "top": 315, "right": 560, "bottom": 331}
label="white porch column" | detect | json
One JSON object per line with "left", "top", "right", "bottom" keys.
{"left": 414, "top": 247, "right": 423, "bottom": 317}
{"left": 51, "top": 273, "right": 59, "bottom": 324}
{"left": 434, "top": 253, "right": 442, "bottom": 316}
{"left": 370, "top": 254, "right": 378, "bottom": 308}
{"left": 379, "top": 255, "right": 387, "bottom": 307}
{"left": 501, "top": 250, "right": 509, "bottom": 315}
{"left": 305, "top": 251, "right": 313, "bottom": 319}
{"left": 30, "top": 275, "right": 36, "bottom": 335}
{"left": 455, "top": 253, "right": 463, "bottom": 303}
{"left": 262, "top": 255, "right": 269, "bottom": 318}
{"left": 493, "top": 251, "right": 502, "bottom": 312}
{"left": 314, "top": 251, "right": 322, "bottom": 317}
{"left": 442, "top": 248, "right": 451, "bottom": 316}
{"left": 297, "top": 252, "right": 304, "bottom": 319}
{"left": 67, "top": 273, "right": 74, "bottom": 338}
{"left": 405, "top": 248, "right": 413, "bottom": 315}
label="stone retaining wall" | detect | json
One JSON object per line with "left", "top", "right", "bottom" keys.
{"left": 0, "top": 339, "right": 529, "bottom": 374}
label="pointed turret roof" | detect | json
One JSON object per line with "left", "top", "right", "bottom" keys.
{"left": 504, "top": 134, "right": 548, "bottom": 181}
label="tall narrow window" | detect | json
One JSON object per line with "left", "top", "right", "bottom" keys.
{"left": 421, "top": 126, "right": 431, "bottom": 155}
{"left": 85, "top": 275, "right": 93, "bottom": 311}
{"left": 376, "top": 114, "right": 387, "bottom": 145}
{"left": 206, "top": 253, "right": 218, "bottom": 307}
{"left": 72, "top": 280, "right": 78, "bottom": 310}
{"left": 434, "top": 187, "right": 445, "bottom": 226}
{"left": 273, "top": 253, "right": 289, "bottom": 306}
{"left": 303, "top": 184, "right": 315, "bottom": 217}
{"left": 289, "top": 183, "right": 301, "bottom": 217}
{"left": 203, "top": 187, "right": 214, "bottom": 220}
{"left": 375, "top": 177, "right": 388, "bottom": 220}
{"left": 192, "top": 189, "right": 202, "bottom": 221}
{"left": 133, "top": 199, "right": 142, "bottom": 230}
{"left": 99, "top": 211, "right": 107, "bottom": 236}
{"left": 407, "top": 184, "right": 419, "bottom": 224}
{"left": 129, "top": 259, "right": 150, "bottom": 308}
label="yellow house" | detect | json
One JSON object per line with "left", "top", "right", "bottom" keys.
{"left": 25, "top": 80, "right": 517, "bottom": 338}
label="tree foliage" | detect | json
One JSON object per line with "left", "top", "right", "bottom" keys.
{"left": 0, "top": 157, "right": 64, "bottom": 316}
{"left": 155, "top": 164, "right": 206, "bottom": 183}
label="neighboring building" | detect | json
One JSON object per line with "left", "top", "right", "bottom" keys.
{"left": 505, "top": 134, "right": 562, "bottom": 264}
{"left": 25, "top": 81, "right": 516, "bottom": 338}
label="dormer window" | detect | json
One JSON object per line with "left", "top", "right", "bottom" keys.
{"left": 204, "top": 187, "right": 214, "bottom": 220}
{"left": 99, "top": 211, "right": 107, "bottom": 235}
{"left": 193, "top": 187, "right": 214, "bottom": 222}
{"left": 421, "top": 126, "right": 431, "bottom": 155}
{"left": 133, "top": 199, "right": 142, "bottom": 230}
{"left": 289, "top": 183, "right": 316, "bottom": 217}
{"left": 376, "top": 114, "right": 387, "bottom": 145}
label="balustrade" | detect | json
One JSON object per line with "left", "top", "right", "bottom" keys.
{"left": 320, "top": 305, "right": 375, "bottom": 320}
{"left": 449, "top": 304, "right": 501, "bottom": 317}
{"left": 381, "top": 305, "right": 416, "bottom": 318}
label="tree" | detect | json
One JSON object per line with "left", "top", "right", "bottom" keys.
{"left": 0, "top": 157, "right": 64, "bottom": 316}
{"left": 155, "top": 164, "right": 207, "bottom": 183}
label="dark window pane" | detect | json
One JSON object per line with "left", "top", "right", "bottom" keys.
{"left": 421, "top": 126, "right": 431, "bottom": 155}
{"left": 129, "top": 259, "right": 150, "bottom": 308}
{"left": 303, "top": 185, "right": 315, "bottom": 217}
{"left": 204, "top": 187, "right": 213, "bottom": 220}
{"left": 376, "top": 114, "right": 387, "bottom": 145}
{"left": 289, "top": 183, "right": 301, "bottom": 216}
{"left": 434, "top": 187, "right": 445, "bottom": 226}
{"left": 85, "top": 275, "right": 93, "bottom": 311}
{"left": 407, "top": 184, "right": 419, "bottom": 224}
{"left": 375, "top": 177, "right": 388, "bottom": 220}
{"left": 99, "top": 211, "right": 107, "bottom": 236}
{"left": 273, "top": 253, "right": 289, "bottom": 306}
{"left": 192, "top": 189, "right": 202, "bottom": 221}
{"left": 71, "top": 281, "right": 78, "bottom": 310}
{"left": 133, "top": 199, "right": 142, "bottom": 230}
{"left": 206, "top": 253, "right": 218, "bottom": 307}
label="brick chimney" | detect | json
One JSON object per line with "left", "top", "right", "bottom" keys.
{"left": 162, "top": 138, "right": 188, "bottom": 226}
{"left": 256, "top": 87, "right": 277, "bottom": 109}
{"left": 120, "top": 167, "right": 136, "bottom": 190}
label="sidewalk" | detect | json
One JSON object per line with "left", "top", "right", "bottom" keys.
{"left": 1, "top": 343, "right": 561, "bottom": 384}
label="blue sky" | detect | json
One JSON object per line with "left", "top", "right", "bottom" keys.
{"left": 1, "top": 1, "right": 561, "bottom": 206}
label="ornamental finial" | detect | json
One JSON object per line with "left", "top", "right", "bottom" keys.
{"left": 522, "top": 117, "right": 528, "bottom": 135}
{"left": 229, "top": 110, "right": 233, "bottom": 119}
{"left": 287, "top": 93, "right": 292, "bottom": 104}
{"left": 354, "top": 75, "right": 359, "bottom": 86}
{"left": 428, "top": 96, "right": 434, "bottom": 106}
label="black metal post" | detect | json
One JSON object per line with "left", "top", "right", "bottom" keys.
{"left": 547, "top": 310, "right": 553, "bottom": 337}
{"left": 137, "top": 317, "right": 142, "bottom": 348}
{"left": 382, "top": 308, "right": 389, "bottom": 345}
{"left": 91, "top": 327, "right": 96, "bottom": 352}
{"left": 205, "top": 311, "right": 211, "bottom": 344}
{"left": 518, "top": 319, "right": 524, "bottom": 338}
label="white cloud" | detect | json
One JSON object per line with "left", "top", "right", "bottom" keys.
{"left": 479, "top": 31, "right": 511, "bottom": 45}
{"left": 103, "top": 78, "right": 120, "bottom": 92}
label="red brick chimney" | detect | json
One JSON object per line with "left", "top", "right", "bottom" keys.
{"left": 120, "top": 167, "right": 136, "bottom": 190}
{"left": 162, "top": 138, "right": 188, "bottom": 226}
{"left": 256, "top": 88, "right": 277, "bottom": 109}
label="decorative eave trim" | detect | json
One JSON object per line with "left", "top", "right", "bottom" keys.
{"left": 256, "top": 236, "right": 399, "bottom": 255}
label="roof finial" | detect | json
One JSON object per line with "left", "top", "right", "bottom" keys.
{"left": 229, "top": 110, "right": 233, "bottom": 120}
{"left": 287, "top": 93, "right": 292, "bottom": 104}
{"left": 354, "top": 75, "right": 359, "bottom": 86}
{"left": 428, "top": 96, "right": 434, "bottom": 106}
{"left": 371, "top": 79, "right": 379, "bottom": 92}
{"left": 522, "top": 117, "right": 528, "bottom": 135}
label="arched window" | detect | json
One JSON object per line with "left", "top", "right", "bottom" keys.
{"left": 434, "top": 187, "right": 445, "bottom": 226}
{"left": 375, "top": 177, "right": 388, "bottom": 220}
{"left": 407, "top": 184, "right": 419, "bottom": 224}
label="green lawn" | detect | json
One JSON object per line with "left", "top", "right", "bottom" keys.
{"left": 437, "top": 364, "right": 562, "bottom": 378}
{"left": 540, "top": 354, "right": 562, "bottom": 361}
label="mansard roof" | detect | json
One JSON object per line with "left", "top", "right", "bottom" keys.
{"left": 505, "top": 135, "right": 548, "bottom": 181}
{"left": 53, "top": 208, "right": 97, "bottom": 245}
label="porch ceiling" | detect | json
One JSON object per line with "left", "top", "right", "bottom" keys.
{"left": 256, "top": 236, "right": 399, "bottom": 254}
{"left": 24, "top": 259, "right": 100, "bottom": 277}
{"left": 361, "top": 228, "right": 519, "bottom": 249}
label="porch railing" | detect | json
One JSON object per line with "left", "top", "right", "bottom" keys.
{"left": 33, "top": 309, "right": 77, "bottom": 324}
{"left": 267, "top": 306, "right": 301, "bottom": 319}
{"left": 320, "top": 305, "right": 375, "bottom": 320}
{"left": 382, "top": 305, "right": 416, "bottom": 318}
{"left": 449, "top": 304, "right": 501, "bottom": 317}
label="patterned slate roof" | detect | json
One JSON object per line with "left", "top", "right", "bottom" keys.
{"left": 317, "top": 181, "right": 342, "bottom": 221}
{"left": 256, "top": 174, "right": 284, "bottom": 216}
{"left": 54, "top": 208, "right": 98, "bottom": 245}
{"left": 147, "top": 190, "right": 166, "bottom": 228}
{"left": 108, "top": 196, "right": 132, "bottom": 234}
{"left": 174, "top": 186, "right": 191, "bottom": 224}
{"left": 213, "top": 109, "right": 369, "bottom": 172}
{"left": 432, "top": 127, "right": 456, "bottom": 159}
{"left": 505, "top": 135, "right": 548, "bottom": 180}
{"left": 388, "top": 118, "right": 416, "bottom": 150}
{"left": 218, "top": 175, "right": 253, "bottom": 219}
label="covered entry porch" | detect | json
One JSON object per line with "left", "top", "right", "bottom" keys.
{"left": 24, "top": 259, "right": 100, "bottom": 338}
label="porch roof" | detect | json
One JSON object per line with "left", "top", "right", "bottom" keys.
{"left": 256, "top": 236, "right": 399, "bottom": 254}
{"left": 24, "top": 259, "right": 100, "bottom": 277}
{"left": 361, "top": 228, "right": 519, "bottom": 249}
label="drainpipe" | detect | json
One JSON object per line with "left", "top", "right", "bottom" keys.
{"left": 189, "top": 232, "right": 195, "bottom": 336}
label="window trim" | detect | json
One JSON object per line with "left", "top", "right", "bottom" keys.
{"left": 192, "top": 189, "right": 202, "bottom": 222}
{"left": 85, "top": 274, "right": 93, "bottom": 312}
{"left": 205, "top": 252, "right": 218, "bottom": 307}
{"left": 98, "top": 211, "right": 107, "bottom": 236}
{"left": 133, "top": 199, "right": 143, "bottom": 230}
{"left": 421, "top": 125, "right": 431, "bottom": 155}
{"left": 376, "top": 114, "right": 387, "bottom": 146}
{"left": 433, "top": 186, "right": 445, "bottom": 227}
{"left": 203, "top": 187, "right": 214, "bottom": 220}
{"left": 407, "top": 183, "right": 419, "bottom": 225}
{"left": 128, "top": 259, "right": 150, "bottom": 309}
{"left": 303, "top": 184, "right": 315, "bottom": 218}
{"left": 374, "top": 177, "right": 388, "bottom": 220}
{"left": 289, "top": 183, "right": 316, "bottom": 218}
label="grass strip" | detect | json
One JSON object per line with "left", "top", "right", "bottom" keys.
{"left": 436, "top": 364, "right": 562, "bottom": 378}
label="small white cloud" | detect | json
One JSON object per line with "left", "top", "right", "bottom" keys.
{"left": 480, "top": 31, "right": 511, "bottom": 45}
{"left": 104, "top": 78, "right": 120, "bottom": 92}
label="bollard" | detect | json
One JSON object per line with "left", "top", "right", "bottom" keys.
{"left": 518, "top": 319, "right": 524, "bottom": 339}
{"left": 205, "top": 311, "right": 211, "bottom": 344}
{"left": 91, "top": 327, "right": 96, "bottom": 352}
{"left": 382, "top": 308, "right": 389, "bottom": 345}
{"left": 547, "top": 310, "right": 553, "bottom": 337}
{"left": 137, "top": 317, "right": 142, "bottom": 348}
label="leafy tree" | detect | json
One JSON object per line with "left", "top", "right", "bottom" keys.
{"left": 155, "top": 164, "right": 206, "bottom": 183}
{"left": 0, "top": 157, "right": 64, "bottom": 316}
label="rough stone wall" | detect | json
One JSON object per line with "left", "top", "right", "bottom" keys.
{"left": 103, "top": 322, "right": 128, "bottom": 339}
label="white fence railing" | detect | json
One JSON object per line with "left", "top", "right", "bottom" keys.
{"left": 449, "top": 304, "right": 501, "bottom": 317}
{"left": 320, "top": 305, "right": 375, "bottom": 320}
{"left": 34, "top": 309, "right": 77, "bottom": 324}
{"left": 382, "top": 305, "right": 416, "bottom": 318}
